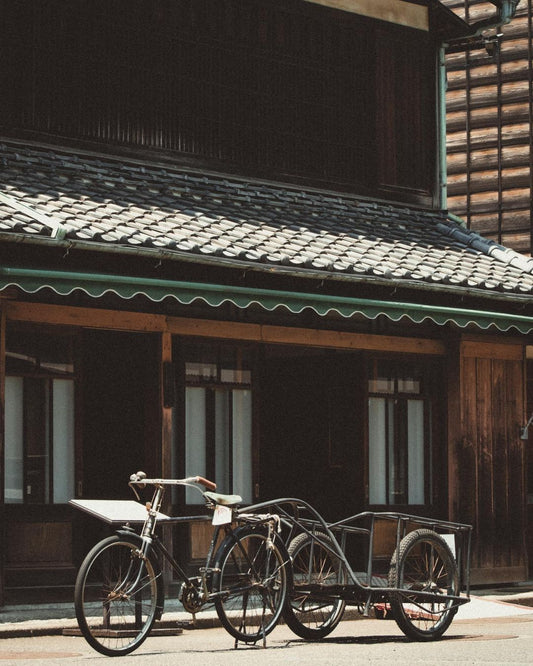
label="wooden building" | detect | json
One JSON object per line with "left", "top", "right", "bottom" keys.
{"left": 0, "top": 1, "right": 532, "bottom": 604}
{"left": 445, "top": 0, "right": 532, "bottom": 255}
{"left": 444, "top": 0, "right": 533, "bottom": 573}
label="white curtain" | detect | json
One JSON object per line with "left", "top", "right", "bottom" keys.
{"left": 368, "top": 397, "right": 386, "bottom": 504}
{"left": 52, "top": 379, "right": 75, "bottom": 503}
{"left": 232, "top": 389, "right": 252, "bottom": 504}
{"left": 407, "top": 399, "right": 424, "bottom": 505}
{"left": 185, "top": 387, "right": 206, "bottom": 504}
{"left": 5, "top": 376, "right": 23, "bottom": 503}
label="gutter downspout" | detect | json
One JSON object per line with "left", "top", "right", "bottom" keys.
{"left": 438, "top": 43, "right": 448, "bottom": 211}
{"left": 470, "top": 0, "right": 520, "bottom": 37}
{"left": 440, "top": 0, "right": 520, "bottom": 213}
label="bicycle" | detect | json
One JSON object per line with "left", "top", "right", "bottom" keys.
{"left": 71, "top": 472, "right": 291, "bottom": 656}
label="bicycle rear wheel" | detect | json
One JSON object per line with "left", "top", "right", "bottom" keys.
{"left": 388, "top": 529, "right": 459, "bottom": 641}
{"left": 213, "top": 525, "right": 290, "bottom": 643}
{"left": 75, "top": 534, "right": 162, "bottom": 656}
{"left": 284, "top": 532, "right": 346, "bottom": 639}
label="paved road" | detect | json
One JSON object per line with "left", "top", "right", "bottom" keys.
{"left": 2, "top": 613, "right": 533, "bottom": 665}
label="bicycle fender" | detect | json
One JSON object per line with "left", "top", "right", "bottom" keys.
{"left": 114, "top": 529, "right": 165, "bottom": 618}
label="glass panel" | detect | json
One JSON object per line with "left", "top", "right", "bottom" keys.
{"left": 368, "top": 397, "right": 386, "bottom": 504}
{"left": 232, "top": 389, "right": 252, "bottom": 504}
{"left": 397, "top": 378, "right": 420, "bottom": 394}
{"left": 215, "top": 390, "right": 230, "bottom": 494}
{"left": 220, "top": 368, "right": 252, "bottom": 385}
{"left": 389, "top": 399, "right": 408, "bottom": 505}
{"left": 185, "top": 387, "right": 206, "bottom": 504}
{"left": 408, "top": 399, "right": 425, "bottom": 504}
{"left": 368, "top": 377, "right": 394, "bottom": 394}
{"left": 185, "top": 362, "right": 217, "bottom": 382}
{"left": 5, "top": 376, "right": 23, "bottom": 503}
{"left": 24, "top": 378, "right": 49, "bottom": 504}
{"left": 52, "top": 379, "right": 75, "bottom": 503}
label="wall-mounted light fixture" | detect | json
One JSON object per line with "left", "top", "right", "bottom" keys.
{"left": 520, "top": 413, "right": 533, "bottom": 440}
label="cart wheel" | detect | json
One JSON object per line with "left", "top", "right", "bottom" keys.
{"left": 388, "top": 529, "right": 459, "bottom": 641}
{"left": 284, "top": 532, "right": 346, "bottom": 640}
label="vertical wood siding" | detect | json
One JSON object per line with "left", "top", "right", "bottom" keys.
{"left": 449, "top": 340, "right": 526, "bottom": 582}
{"left": 1, "top": 0, "right": 435, "bottom": 202}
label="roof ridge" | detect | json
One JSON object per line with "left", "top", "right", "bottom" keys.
{"left": 441, "top": 215, "right": 533, "bottom": 275}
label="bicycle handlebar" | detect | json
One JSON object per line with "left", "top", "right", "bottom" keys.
{"left": 129, "top": 471, "right": 217, "bottom": 491}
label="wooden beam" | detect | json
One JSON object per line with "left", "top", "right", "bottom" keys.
{"left": 462, "top": 340, "right": 524, "bottom": 360}
{"left": 6, "top": 301, "right": 446, "bottom": 355}
{"left": 6, "top": 301, "right": 166, "bottom": 332}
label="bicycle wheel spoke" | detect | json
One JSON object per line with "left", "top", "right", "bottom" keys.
{"left": 75, "top": 537, "right": 160, "bottom": 656}
{"left": 214, "top": 528, "right": 288, "bottom": 643}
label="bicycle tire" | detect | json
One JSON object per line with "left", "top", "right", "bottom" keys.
{"left": 75, "top": 534, "right": 163, "bottom": 656}
{"left": 213, "top": 525, "right": 290, "bottom": 643}
{"left": 283, "top": 531, "right": 346, "bottom": 639}
{"left": 388, "top": 528, "right": 459, "bottom": 641}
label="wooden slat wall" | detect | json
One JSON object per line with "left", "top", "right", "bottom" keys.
{"left": 448, "top": 339, "right": 527, "bottom": 583}
{"left": 444, "top": 0, "right": 533, "bottom": 256}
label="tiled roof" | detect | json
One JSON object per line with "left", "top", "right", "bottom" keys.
{"left": 1, "top": 141, "right": 533, "bottom": 297}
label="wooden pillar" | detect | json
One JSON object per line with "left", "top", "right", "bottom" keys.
{"left": 160, "top": 330, "right": 174, "bottom": 591}
{"left": 161, "top": 330, "right": 173, "bottom": 482}
{"left": 0, "top": 304, "right": 5, "bottom": 606}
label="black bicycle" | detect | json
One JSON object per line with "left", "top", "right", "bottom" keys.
{"left": 71, "top": 472, "right": 291, "bottom": 656}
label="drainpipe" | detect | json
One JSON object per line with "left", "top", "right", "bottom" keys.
{"left": 471, "top": 0, "right": 520, "bottom": 37}
{"left": 439, "top": 0, "right": 521, "bottom": 212}
{"left": 438, "top": 43, "right": 448, "bottom": 211}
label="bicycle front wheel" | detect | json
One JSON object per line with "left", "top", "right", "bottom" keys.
{"left": 75, "top": 534, "right": 162, "bottom": 656}
{"left": 284, "top": 532, "right": 346, "bottom": 639}
{"left": 388, "top": 529, "right": 459, "bottom": 641}
{"left": 213, "top": 526, "right": 290, "bottom": 643}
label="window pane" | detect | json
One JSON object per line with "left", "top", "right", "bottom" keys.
{"left": 368, "top": 397, "right": 386, "bottom": 504}
{"left": 388, "top": 398, "right": 407, "bottom": 505}
{"left": 215, "top": 390, "right": 230, "bottom": 494}
{"left": 398, "top": 378, "right": 420, "bottom": 394}
{"left": 53, "top": 379, "right": 75, "bottom": 503}
{"left": 185, "top": 387, "right": 206, "bottom": 504}
{"left": 24, "top": 379, "right": 50, "bottom": 504}
{"left": 408, "top": 399, "right": 425, "bottom": 504}
{"left": 232, "top": 389, "right": 252, "bottom": 504}
{"left": 5, "top": 376, "right": 23, "bottom": 503}
{"left": 368, "top": 378, "right": 394, "bottom": 394}
{"left": 186, "top": 362, "right": 217, "bottom": 382}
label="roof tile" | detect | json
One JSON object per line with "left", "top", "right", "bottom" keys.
{"left": 0, "top": 141, "right": 532, "bottom": 297}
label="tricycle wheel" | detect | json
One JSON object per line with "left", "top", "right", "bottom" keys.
{"left": 284, "top": 532, "right": 346, "bottom": 639}
{"left": 388, "top": 529, "right": 459, "bottom": 641}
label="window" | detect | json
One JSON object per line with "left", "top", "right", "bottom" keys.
{"left": 367, "top": 361, "right": 431, "bottom": 506}
{"left": 180, "top": 346, "right": 252, "bottom": 505}
{"left": 4, "top": 328, "right": 75, "bottom": 504}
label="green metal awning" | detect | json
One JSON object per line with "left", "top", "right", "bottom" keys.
{"left": 1, "top": 266, "right": 532, "bottom": 334}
